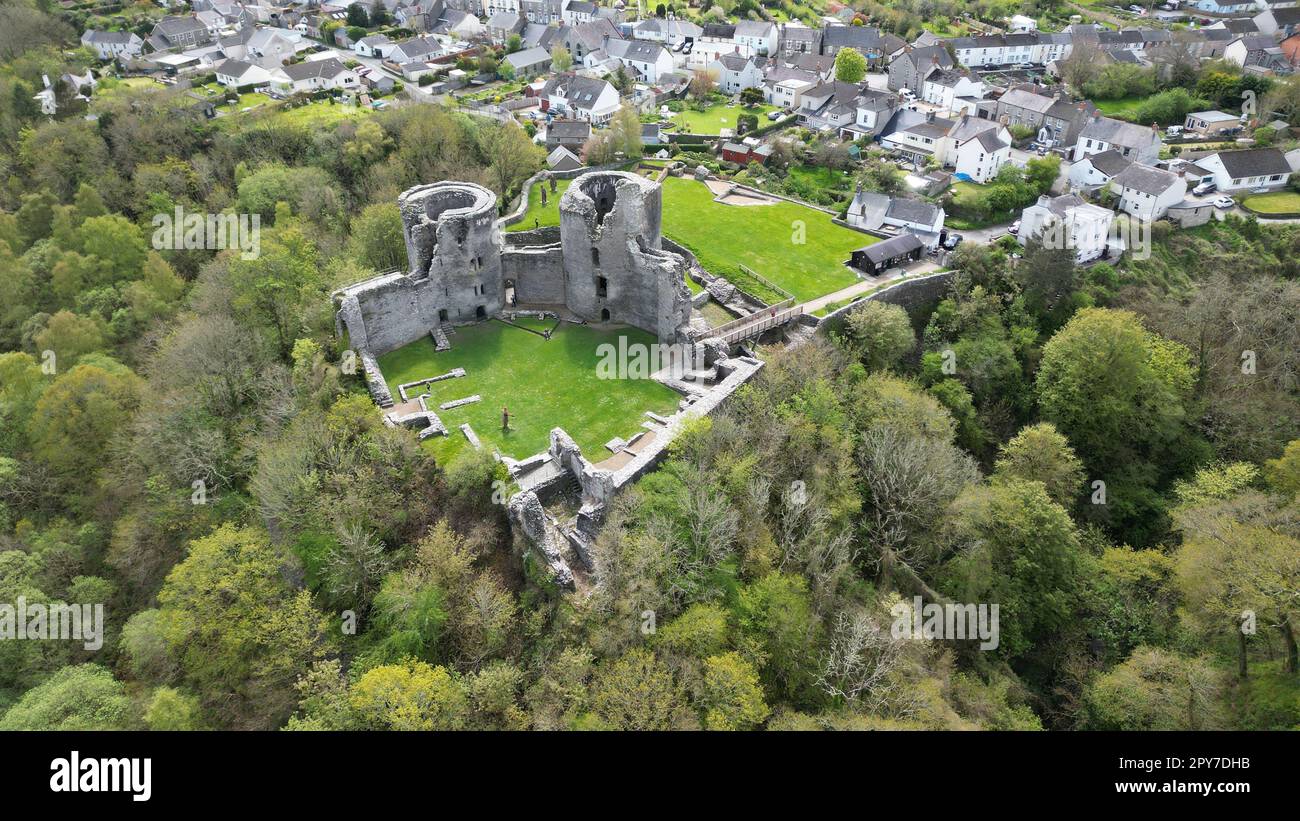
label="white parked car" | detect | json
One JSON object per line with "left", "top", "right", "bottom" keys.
{"left": 1212, "top": 196, "right": 1235, "bottom": 209}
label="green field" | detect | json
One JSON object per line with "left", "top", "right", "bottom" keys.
{"left": 1241, "top": 191, "right": 1300, "bottom": 215}
{"left": 671, "top": 102, "right": 777, "bottom": 135}
{"left": 659, "top": 176, "right": 866, "bottom": 303}
{"left": 377, "top": 317, "right": 680, "bottom": 465}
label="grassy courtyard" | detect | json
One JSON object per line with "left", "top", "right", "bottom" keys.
{"left": 671, "top": 102, "right": 778, "bottom": 135}
{"left": 376, "top": 317, "right": 680, "bottom": 465}
{"left": 505, "top": 178, "right": 574, "bottom": 232}
{"left": 658, "top": 176, "right": 867, "bottom": 303}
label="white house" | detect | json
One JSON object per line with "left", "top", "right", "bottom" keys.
{"left": 562, "top": 0, "right": 597, "bottom": 26}
{"left": 1196, "top": 148, "right": 1294, "bottom": 192}
{"left": 709, "top": 52, "right": 765, "bottom": 94}
{"left": 81, "top": 30, "right": 145, "bottom": 61}
{"left": 1018, "top": 193, "right": 1114, "bottom": 263}
{"left": 632, "top": 17, "right": 702, "bottom": 49}
{"left": 689, "top": 39, "right": 753, "bottom": 71}
{"left": 1110, "top": 163, "right": 1187, "bottom": 221}
{"left": 540, "top": 73, "right": 620, "bottom": 124}
{"left": 846, "top": 189, "right": 946, "bottom": 249}
{"left": 268, "top": 57, "right": 360, "bottom": 97}
{"left": 734, "top": 20, "right": 779, "bottom": 55}
{"left": 215, "top": 58, "right": 271, "bottom": 88}
{"left": 1068, "top": 149, "right": 1132, "bottom": 191}
{"left": 1073, "top": 115, "right": 1162, "bottom": 165}
{"left": 943, "top": 115, "right": 1011, "bottom": 183}
{"left": 612, "top": 39, "right": 674, "bottom": 83}
{"left": 1008, "top": 15, "right": 1038, "bottom": 33}
{"left": 921, "top": 69, "right": 985, "bottom": 115}
{"left": 355, "top": 35, "right": 394, "bottom": 59}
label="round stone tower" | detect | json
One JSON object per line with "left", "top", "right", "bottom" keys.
{"left": 558, "top": 171, "right": 689, "bottom": 341}
{"left": 398, "top": 181, "right": 504, "bottom": 322}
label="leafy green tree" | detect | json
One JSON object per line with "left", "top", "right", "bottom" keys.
{"left": 0, "top": 664, "right": 132, "bottom": 730}
{"left": 134, "top": 524, "right": 334, "bottom": 728}
{"left": 349, "top": 660, "right": 470, "bottom": 731}
{"left": 701, "top": 652, "right": 769, "bottom": 730}
{"left": 734, "top": 573, "right": 820, "bottom": 705}
{"left": 144, "top": 687, "right": 205, "bottom": 730}
{"left": 591, "top": 648, "right": 696, "bottom": 730}
{"left": 1263, "top": 440, "right": 1300, "bottom": 499}
{"left": 834, "top": 47, "right": 867, "bottom": 83}
{"left": 347, "top": 202, "right": 405, "bottom": 272}
{"left": 842, "top": 301, "right": 915, "bottom": 372}
{"left": 939, "top": 479, "right": 1084, "bottom": 661}
{"left": 993, "top": 423, "right": 1085, "bottom": 508}
{"left": 1086, "top": 648, "right": 1227, "bottom": 730}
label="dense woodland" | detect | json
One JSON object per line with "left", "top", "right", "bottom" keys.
{"left": 0, "top": 0, "right": 1298, "bottom": 731}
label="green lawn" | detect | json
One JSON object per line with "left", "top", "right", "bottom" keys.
{"left": 671, "top": 102, "right": 777, "bottom": 135}
{"left": 659, "top": 176, "right": 867, "bottom": 303}
{"left": 505, "top": 178, "right": 574, "bottom": 232}
{"left": 274, "top": 100, "right": 373, "bottom": 126}
{"left": 1241, "top": 191, "right": 1300, "bottom": 215}
{"left": 1092, "top": 96, "right": 1146, "bottom": 119}
{"left": 377, "top": 318, "right": 680, "bottom": 465}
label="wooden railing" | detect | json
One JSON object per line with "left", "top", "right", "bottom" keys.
{"left": 705, "top": 300, "right": 803, "bottom": 345}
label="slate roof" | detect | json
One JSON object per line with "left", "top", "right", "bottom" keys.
{"left": 1213, "top": 148, "right": 1293, "bottom": 178}
{"left": 1112, "top": 163, "right": 1180, "bottom": 196}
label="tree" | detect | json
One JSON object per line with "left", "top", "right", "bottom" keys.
{"left": 993, "top": 423, "right": 1085, "bottom": 508}
{"left": 551, "top": 44, "right": 573, "bottom": 72}
{"left": 841, "top": 301, "right": 915, "bottom": 372}
{"left": 1086, "top": 648, "right": 1227, "bottom": 730}
{"left": 1264, "top": 440, "right": 1300, "bottom": 498}
{"left": 144, "top": 687, "right": 204, "bottom": 730}
{"left": 834, "top": 47, "right": 868, "bottom": 84}
{"left": 345, "top": 2, "right": 369, "bottom": 28}
{"left": 591, "top": 648, "right": 696, "bottom": 730}
{"left": 1035, "top": 308, "right": 1197, "bottom": 538}
{"left": 134, "top": 524, "right": 334, "bottom": 728}
{"left": 32, "top": 310, "right": 105, "bottom": 366}
{"left": 0, "top": 664, "right": 132, "bottom": 730}
{"left": 347, "top": 202, "right": 405, "bottom": 271}
{"left": 689, "top": 69, "right": 717, "bottom": 101}
{"left": 701, "top": 653, "right": 769, "bottom": 730}
{"left": 28, "top": 358, "right": 141, "bottom": 493}
{"left": 940, "top": 479, "right": 1084, "bottom": 661}
{"left": 734, "top": 573, "right": 820, "bottom": 705}
{"left": 349, "top": 660, "right": 470, "bottom": 730}
{"left": 740, "top": 87, "right": 765, "bottom": 108}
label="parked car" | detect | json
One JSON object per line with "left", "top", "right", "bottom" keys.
{"left": 1193, "top": 181, "right": 1217, "bottom": 196}
{"left": 766, "top": 110, "right": 781, "bottom": 121}
{"left": 1008, "top": 219, "right": 1020, "bottom": 235}
{"left": 942, "top": 233, "right": 964, "bottom": 250}
{"left": 899, "top": 88, "right": 916, "bottom": 101}
{"left": 1166, "top": 125, "right": 1183, "bottom": 137}
{"left": 1213, "top": 196, "right": 1235, "bottom": 209}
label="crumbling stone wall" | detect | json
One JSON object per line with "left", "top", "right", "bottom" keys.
{"left": 559, "top": 172, "right": 692, "bottom": 343}
{"left": 501, "top": 245, "right": 567, "bottom": 305}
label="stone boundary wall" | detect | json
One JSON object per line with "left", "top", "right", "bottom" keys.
{"left": 816, "top": 270, "right": 957, "bottom": 332}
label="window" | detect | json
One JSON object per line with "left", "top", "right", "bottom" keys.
{"left": 596, "top": 275, "right": 608, "bottom": 297}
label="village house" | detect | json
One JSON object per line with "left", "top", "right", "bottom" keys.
{"left": 540, "top": 73, "right": 620, "bottom": 124}
{"left": 268, "top": 57, "right": 360, "bottom": 97}
{"left": 846, "top": 189, "right": 946, "bottom": 249}
{"left": 81, "top": 30, "right": 145, "bottom": 60}
{"left": 851, "top": 233, "right": 925, "bottom": 274}
{"left": 887, "top": 45, "right": 953, "bottom": 94}
{"left": 1073, "top": 116, "right": 1162, "bottom": 165}
{"left": 1196, "top": 147, "right": 1295, "bottom": 192}
{"left": 1110, "top": 163, "right": 1187, "bottom": 221}
{"left": 979, "top": 85, "right": 1097, "bottom": 149}
{"left": 1068, "top": 148, "right": 1133, "bottom": 191}
{"left": 1018, "top": 193, "right": 1114, "bottom": 263}
{"left": 215, "top": 57, "right": 272, "bottom": 88}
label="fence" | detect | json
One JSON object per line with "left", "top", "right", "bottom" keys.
{"left": 705, "top": 298, "right": 800, "bottom": 344}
